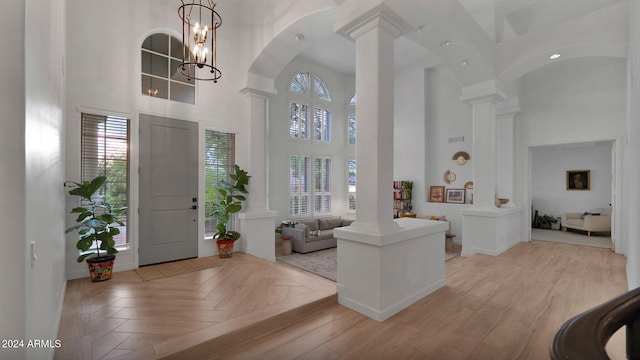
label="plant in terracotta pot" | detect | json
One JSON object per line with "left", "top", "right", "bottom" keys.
{"left": 210, "top": 165, "right": 250, "bottom": 258}
{"left": 65, "top": 176, "right": 126, "bottom": 281}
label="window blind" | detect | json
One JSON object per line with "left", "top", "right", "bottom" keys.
{"left": 290, "top": 155, "right": 310, "bottom": 216}
{"left": 204, "top": 130, "right": 236, "bottom": 238}
{"left": 81, "top": 113, "right": 130, "bottom": 246}
{"left": 348, "top": 159, "right": 356, "bottom": 212}
{"left": 314, "top": 158, "right": 332, "bottom": 214}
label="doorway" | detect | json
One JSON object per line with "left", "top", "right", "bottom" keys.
{"left": 139, "top": 114, "right": 199, "bottom": 266}
{"left": 528, "top": 140, "right": 616, "bottom": 251}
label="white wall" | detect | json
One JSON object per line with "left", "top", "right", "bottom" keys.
{"left": 64, "top": 0, "right": 254, "bottom": 278}
{"left": 521, "top": 57, "right": 627, "bottom": 146}
{"left": 515, "top": 56, "right": 627, "bottom": 251}
{"left": 531, "top": 142, "right": 612, "bottom": 219}
{"left": 394, "top": 66, "right": 427, "bottom": 214}
{"left": 423, "top": 65, "right": 473, "bottom": 241}
{"left": 0, "top": 1, "right": 27, "bottom": 358}
{"left": 268, "top": 56, "right": 352, "bottom": 223}
{"left": 25, "top": 1, "right": 68, "bottom": 357}
{"left": 0, "top": 0, "right": 68, "bottom": 359}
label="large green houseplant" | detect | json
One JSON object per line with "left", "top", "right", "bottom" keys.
{"left": 65, "top": 175, "right": 126, "bottom": 281}
{"left": 210, "top": 165, "right": 250, "bottom": 257}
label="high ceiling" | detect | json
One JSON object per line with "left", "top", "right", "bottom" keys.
{"left": 295, "top": 0, "right": 627, "bottom": 75}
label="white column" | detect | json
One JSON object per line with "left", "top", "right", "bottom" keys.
{"left": 347, "top": 13, "right": 401, "bottom": 235}
{"left": 626, "top": 0, "right": 640, "bottom": 288}
{"left": 460, "top": 81, "right": 505, "bottom": 208}
{"left": 460, "top": 81, "right": 523, "bottom": 256}
{"left": 496, "top": 100, "right": 520, "bottom": 204}
{"left": 238, "top": 88, "right": 277, "bottom": 261}
{"left": 333, "top": 4, "right": 447, "bottom": 322}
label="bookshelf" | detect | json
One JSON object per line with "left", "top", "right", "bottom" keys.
{"left": 393, "top": 180, "right": 412, "bottom": 218}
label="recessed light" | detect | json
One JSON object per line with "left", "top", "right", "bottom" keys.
{"left": 295, "top": 34, "right": 305, "bottom": 41}
{"left": 461, "top": 60, "right": 469, "bottom": 67}
{"left": 440, "top": 40, "right": 452, "bottom": 47}
{"left": 549, "top": 53, "right": 561, "bottom": 60}
{"left": 417, "top": 25, "right": 425, "bottom": 32}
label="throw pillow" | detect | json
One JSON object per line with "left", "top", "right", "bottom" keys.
{"left": 310, "top": 230, "right": 319, "bottom": 236}
{"left": 300, "top": 219, "right": 319, "bottom": 231}
{"left": 319, "top": 216, "right": 342, "bottom": 230}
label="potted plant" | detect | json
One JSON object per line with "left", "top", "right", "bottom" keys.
{"left": 210, "top": 165, "right": 250, "bottom": 258}
{"left": 538, "top": 214, "right": 558, "bottom": 229}
{"left": 65, "top": 176, "right": 126, "bottom": 281}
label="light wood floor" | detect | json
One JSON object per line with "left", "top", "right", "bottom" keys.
{"left": 55, "top": 253, "right": 336, "bottom": 360}
{"left": 57, "top": 240, "right": 628, "bottom": 359}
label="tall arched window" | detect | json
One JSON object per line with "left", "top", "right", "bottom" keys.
{"left": 141, "top": 33, "right": 196, "bottom": 104}
{"left": 288, "top": 72, "right": 333, "bottom": 216}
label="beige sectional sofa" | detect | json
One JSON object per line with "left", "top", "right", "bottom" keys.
{"left": 281, "top": 216, "right": 353, "bottom": 253}
{"left": 561, "top": 211, "right": 611, "bottom": 236}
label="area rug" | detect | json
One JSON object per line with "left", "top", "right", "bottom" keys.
{"left": 277, "top": 248, "right": 337, "bottom": 281}
{"left": 134, "top": 256, "right": 223, "bottom": 281}
{"left": 277, "top": 248, "right": 460, "bottom": 282}
{"left": 531, "top": 228, "right": 611, "bottom": 249}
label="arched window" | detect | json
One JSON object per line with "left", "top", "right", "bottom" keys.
{"left": 314, "top": 75, "right": 331, "bottom": 101}
{"left": 289, "top": 72, "right": 309, "bottom": 94}
{"left": 288, "top": 71, "right": 334, "bottom": 216}
{"left": 141, "top": 33, "right": 195, "bottom": 104}
{"left": 288, "top": 72, "right": 332, "bottom": 142}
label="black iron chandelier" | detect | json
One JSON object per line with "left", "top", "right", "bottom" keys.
{"left": 178, "top": 0, "right": 222, "bottom": 82}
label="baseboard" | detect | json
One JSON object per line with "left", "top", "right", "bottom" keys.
{"left": 467, "top": 239, "right": 520, "bottom": 257}
{"left": 337, "top": 279, "right": 445, "bottom": 322}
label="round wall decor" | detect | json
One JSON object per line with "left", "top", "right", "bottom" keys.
{"left": 443, "top": 170, "right": 456, "bottom": 184}
{"left": 464, "top": 181, "right": 473, "bottom": 190}
{"left": 452, "top": 151, "right": 470, "bottom": 166}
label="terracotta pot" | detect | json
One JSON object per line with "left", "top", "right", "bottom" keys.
{"left": 86, "top": 254, "right": 116, "bottom": 282}
{"left": 216, "top": 239, "right": 235, "bottom": 258}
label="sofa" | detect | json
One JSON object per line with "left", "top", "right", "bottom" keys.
{"left": 281, "top": 216, "right": 353, "bottom": 253}
{"left": 561, "top": 211, "right": 611, "bottom": 236}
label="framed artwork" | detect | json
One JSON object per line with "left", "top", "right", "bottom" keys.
{"left": 566, "top": 170, "right": 590, "bottom": 190}
{"left": 429, "top": 186, "right": 445, "bottom": 203}
{"left": 445, "top": 188, "right": 466, "bottom": 204}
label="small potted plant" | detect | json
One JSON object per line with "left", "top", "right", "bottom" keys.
{"left": 538, "top": 214, "right": 558, "bottom": 229}
{"left": 210, "top": 165, "right": 250, "bottom": 258}
{"left": 65, "top": 176, "right": 126, "bottom": 281}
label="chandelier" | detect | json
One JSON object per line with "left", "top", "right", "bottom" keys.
{"left": 178, "top": 0, "right": 222, "bottom": 82}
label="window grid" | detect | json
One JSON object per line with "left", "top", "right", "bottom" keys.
{"left": 81, "top": 113, "right": 130, "bottom": 247}
{"left": 314, "top": 158, "right": 332, "bottom": 214}
{"left": 290, "top": 155, "right": 310, "bottom": 216}
{"left": 348, "top": 159, "right": 356, "bottom": 212}
{"left": 141, "top": 33, "right": 196, "bottom": 104}
{"left": 348, "top": 116, "right": 356, "bottom": 145}
{"left": 314, "top": 108, "right": 331, "bottom": 143}
{"left": 289, "top": 102, "right": 309, "bottom": 140}
{"left": 204, "top": 130, "right": 236, "bottom": 239}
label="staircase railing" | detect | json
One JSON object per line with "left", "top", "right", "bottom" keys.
{"left": 550, "top": 286, "right": 640, "bottom": 359}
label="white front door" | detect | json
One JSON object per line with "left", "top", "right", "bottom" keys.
{"left": 139, "top": 114, "right": 198, "bottom": 266}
